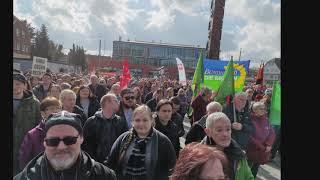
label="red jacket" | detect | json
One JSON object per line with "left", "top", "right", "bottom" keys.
{"left": 246, "top": 113, "right": 276, "bottom": 164}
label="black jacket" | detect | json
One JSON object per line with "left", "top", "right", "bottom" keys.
{"left": 185, "top": 114, "right": 207, "bottom": 144}
{"left": 106, "top": 128, "right": 176, "bottom": 180}
{"left": 76, "top": 97, "right": 101, "bottom": 118}
{"left": 223, "top": 104, "right": 253, "bottom": 150}
{"left": 89, "top": 84, "right": 107, "bottom": 102}
{"left": 201, "top": 136, "right": 246, "bottom": 180}
{"left": 144, "top": 91, "right": 154, "bottom": 104}
{"left": 72, "top": 105, "right": 88, "bottom": 127}
{"left": 146, "top": 98, "right": 157, "bottom": 112}
{"left": 154, "top": 117, "right": 181, "bottom": 157}
{"left": 82, "top": 111, "right": 128, "bottom": 163}
{"left": 171, "top": 112, "right": 185, "bottom": 137}
{"left": 32, "top": 83, "right": 52, "bottom": 102}
{"left": 14, "top": 151, "right": 117, "bottom": 180}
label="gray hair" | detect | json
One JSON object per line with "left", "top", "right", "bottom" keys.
{"left": 252, "top": 101, "right": 266, "bottom": 112}
{"left": 59, "top": 89, "right": 76, "bottom": 102}
{"left": 206, "top": 101, "right": 223, "bottom": 113}
{"left": 206, "top": 112, "right": 230, "bottom": 129}
{"left": 235, "top": 92, "right": 248, "bottom": 99}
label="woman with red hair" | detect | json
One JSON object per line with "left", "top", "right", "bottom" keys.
{"left": 170, "top": 142, "right": 230, "bottom": 180}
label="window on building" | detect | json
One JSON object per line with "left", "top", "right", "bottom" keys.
{"left": 21, "top": 30, "right": 25, "bottom": 38}
{"left": 16, "top": 42, "right": 20, "bottom": 51}
{"left": 21, "top": 44, "right": 25, "bottom": 52}
{"left": 16, "top": 28, "right": 20, "bottom": 37}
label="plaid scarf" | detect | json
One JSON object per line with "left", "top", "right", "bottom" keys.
{"left": 124, "top": 134, "right": 151, "bottom": 179}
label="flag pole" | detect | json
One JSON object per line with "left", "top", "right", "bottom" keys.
{"left": 231, "top": 56, "right": 237, "bottom": 123}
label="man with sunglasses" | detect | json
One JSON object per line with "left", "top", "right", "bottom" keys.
{"left": 14, "top": 111, "right": 116, "bottom": 180}
{"left": 116, "top": 88, "right": 139, "bottom": 129}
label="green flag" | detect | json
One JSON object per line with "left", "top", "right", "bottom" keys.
{"left": 215, "top": 57, "right": 235, "bottom": 105}
{"left": 269, "top": 81, "right": 281, "bottom": 125}
{"left": 191, "top": 52, "right": 204, "bottom": 97}
{"left": 188, "top": 52, "right": 204, "bottom": 117}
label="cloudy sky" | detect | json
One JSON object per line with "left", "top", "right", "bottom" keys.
{"left": 14, "top": 0, "right": 280, "bottom": 67}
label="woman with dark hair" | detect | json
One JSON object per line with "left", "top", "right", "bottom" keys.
{"left": 170, "top": 142, "right": 229, "bottom": 180}
{"left": 76, "top": 85, "right": 101, "bottom": 118}
{"left": 106, "top": 105, "right": 176, "bottom": 180}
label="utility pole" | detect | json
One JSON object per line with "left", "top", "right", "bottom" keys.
{"left": 239, "top": 48, "right": 242, "bottom": 61}
{"left": 98, "top": 39, "right": 101, "bottom": 72}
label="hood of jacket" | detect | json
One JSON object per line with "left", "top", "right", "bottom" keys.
{"left": 201, "top": 136, "right": 245, "bottom": 160}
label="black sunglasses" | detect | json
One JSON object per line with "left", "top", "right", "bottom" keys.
{"left": 124, "top": 96, "right": 135, "bottom": 100}
{"left": 45, "top": 135, "right": 79, "bottom": 147}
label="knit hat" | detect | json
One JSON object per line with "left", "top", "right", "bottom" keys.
{"left": 45, "top": 110, "right": 83, "bottom": 135}
{"left": 13, "top": 73, "right": 27, "bottom": 84}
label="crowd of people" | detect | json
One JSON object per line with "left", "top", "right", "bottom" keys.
{"left": 13, "top": 69, "right": 280, "bottom": 180}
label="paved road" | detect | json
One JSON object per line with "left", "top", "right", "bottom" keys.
{"left": 180, "top": 116, "right": 280, "bottom": 180}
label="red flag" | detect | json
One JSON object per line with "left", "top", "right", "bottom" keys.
{"left": 255, "top": 63, "right": 264, "bottom": 85}
{"left": 120, "top": 59, "right": 131, "bottom": 89}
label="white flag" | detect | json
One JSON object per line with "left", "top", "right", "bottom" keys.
{"left": 176, "top": 58, "right": 187, "bottom": 86}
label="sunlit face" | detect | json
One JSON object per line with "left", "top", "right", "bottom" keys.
{"left": 13, "top": 80, "right": 25, "bottom": 96}
{"left": 253, "top": 105, "right": 266, "bottom": 117}
{"left": 31, "top": 77, "right": 39, "bottom": 87}
{"left": 167, "top": 90, "right": 174, "bottom": 98}
{"left": 42, "top": 75, "right": 52, "bottom": 86}
{"left": 157, "top": 104, "right": 172, "bottom": 122}
{"left": 235, "top": 95, "right": 247, "bottom": 111}
{"left": 172, "top": 103, "right": 180, "bottom": 114}
{"left": 62, "top": 95, "right": 76, "bottom": 111}
{"left": 44, "top": 125, "right": 83, "bottom": 171}
{"left": 79, "top": 88, "right": 90, "bottom": 99}
{"left": 122, "top": 93, "right": 135, "bottom": 108}
{"left": 199, "top": 159, "right": 225, "bottom": 180}
{"left": 50, "top": 87, "right": 61, "bottom": 99}
{"left": 102, "top": 96, "right": 120, "bottom": 113}
{"left": 90, "top": 76, "right": 98, "bottom": 85}
{"left": 246, "top": 90, "right": 254, "bottom": 100}
{"left": 132, "top": 111, "right": 153, "bottom": 137}
{"left": 206, "top": 119, "right": 231, "bottom": 148}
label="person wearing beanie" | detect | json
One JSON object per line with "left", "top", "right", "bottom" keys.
{"left": 14, "top": 111, "right": 117, "bottom": 180}
{"left": 13, "top": 72, "right": 41, "bottom": 176}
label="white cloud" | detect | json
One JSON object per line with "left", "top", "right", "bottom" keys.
{"left": 220, "top": 0, "right": 280, "bottom": 61}
{"left": 145, "top": 0, "right": 211, "bottom": 30}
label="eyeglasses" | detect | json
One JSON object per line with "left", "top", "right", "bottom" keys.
{"left": 44, "top": 135, "right": 79, "bottom": 147}
{"left": 124, "top": 96, "right": 135, "bottom": 100}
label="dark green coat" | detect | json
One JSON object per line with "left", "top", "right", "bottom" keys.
{"left": 13, "top": 90, "right": 41, "bottom": 176}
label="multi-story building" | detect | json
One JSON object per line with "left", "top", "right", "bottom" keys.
{"left": 13, "top": 15, "right": 32, "bottom": 60}
{"left": 263, "top": 58, "right": 281, "bottom": 85}
{"left": 111, "top": 39, "right": 205, "bottom": 79}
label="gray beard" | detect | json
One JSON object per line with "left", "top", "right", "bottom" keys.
{"left": 48, "top": 153, "right": 78, "bottom": 171}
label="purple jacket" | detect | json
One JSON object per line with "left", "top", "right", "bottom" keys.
{"left": 246, "top": 113, "right": 275, "bottom": 164}
{"left": 18, "top": 120, "right": 45, "bottom": 170}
